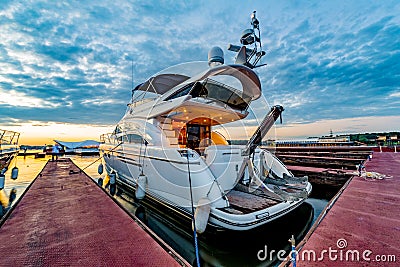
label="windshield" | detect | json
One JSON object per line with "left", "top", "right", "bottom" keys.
{"left": 203, "top": 78, "right": 252, "bottom": 111}
{"left": 131, "top": 90, "right": 158, "bottom": 103}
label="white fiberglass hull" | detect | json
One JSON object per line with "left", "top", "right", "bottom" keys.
{"left": 100, "top": 143, "right": 312, "bottom": 231}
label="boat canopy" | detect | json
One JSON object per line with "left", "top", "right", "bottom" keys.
{"left": 135, "top": 74, "right": 190, "bottom": 95}
{"left": 190, "top": 64, "right": 262, "bottom": 101}
{"left": 135, "top": 62, "right": 261, "bottom": 101}
{"left": 0, "top": 130, "right": 20, "bottom": 146}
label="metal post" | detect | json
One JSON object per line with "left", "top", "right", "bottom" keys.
{"left": 289, "top": 235, "right": 296, "bottom": 267}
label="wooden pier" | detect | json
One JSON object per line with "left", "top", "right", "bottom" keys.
{"left": 0, "top": 158, "right": 188, "bottom": 266}
{"left": 286, "top": 165, "right": 354, "bottom": 187}
{"left": 269, "top": 146, "right": 372, "bottom": 189}
{"left": 284, "top": 152, "right": 400, "bottom": 266}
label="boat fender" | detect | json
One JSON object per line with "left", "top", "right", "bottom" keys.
{"left": 135, "top": 206, "right": 147, "bottom": 222}
{"left": 9, "top": 188, "right": 17, "bottom": 204}
{"left": 98, "top": 163, "right": 103, "bottom": 175}
{"left": 97, "top": 177, "right": 103, "bottom": 187}
{"left": 135, "top": 174, "right": 147, "bottom": 200}
{"left": 11, "top": 167, "right": 19, "bottom": 180}
{"left": 104, "top": 174, "right": 110, "bottom": 187}
{"left": 0, "top": 174, "right": 5, "bottom": 190}
{"left": 110, "top": 184, "right": 116, "bottom": 196}
{"left": 193, "top": 197, "right": 211, "bottom": 234}
{"left": 109, "top": 171, "right": 116, "bottom": 185}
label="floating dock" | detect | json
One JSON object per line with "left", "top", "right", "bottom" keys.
{"left": 287, "top": 152, "right": 399, "bottom": 266}
{"left": 286, "top": 165, "right": 354, "bottom": 187}
{"left": 0, "top": 158, "right": 188, "bottom": 266}
{"left": 269, "top": 146, "right": 372, "bottom": 188}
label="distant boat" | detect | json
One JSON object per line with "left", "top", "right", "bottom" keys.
{"left": 0, "top": 130, "right": 19, "bottom": 173}
{"left": 100, "top": 12, "right": 311, "bottom": 232}
{"left": 34, "top": 153, "right": 46, "bottom": 159}
{"left": 273, "top": 135, "right": 354, "bottom": 147}
{"left": 54, "top": 140, "right": 99, "bottom": 155}
{"left": 74, "top": 147, "right": 99, "bottom": 156}
{"left": 42, "top": 144, "right": 65, "bottom": 155}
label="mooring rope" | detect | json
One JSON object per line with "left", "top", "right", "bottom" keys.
{"left": 360, "top": 171, "right": 393, "bottom": 180}
{"left": 78, "top": 142, "right": 122, "bottom": 173}
{"left": 186, "top": 149, "right": 201, "bottom": 267}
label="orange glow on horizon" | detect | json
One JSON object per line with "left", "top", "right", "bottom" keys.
{"left": 1, "top": 122, "right": 114, "bottom": 146}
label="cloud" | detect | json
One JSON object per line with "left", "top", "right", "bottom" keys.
{"left": 275, "top": 115, "right": 400, "bottom": 139}
{"left": 80, "top": 98, "right": 124, "bottom": 106}
{"left": 389, "top": 92, "right": 400, "bottom": 98}
{"left": 0, "top": 88, "right": 60, "bottom": 108}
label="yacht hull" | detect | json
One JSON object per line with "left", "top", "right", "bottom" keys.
{"left": 100, "top": 145, "right": 312, "bottom": 231}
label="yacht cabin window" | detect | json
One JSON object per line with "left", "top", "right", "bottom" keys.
{"left": 165, "top": 79, "right": 251, "bottom": 111}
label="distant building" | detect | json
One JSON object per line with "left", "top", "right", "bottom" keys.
{"left": 376, "top": 135, "right": 387, "bottom": 146}
{"left": 389, "top": 134, "right": 398, "bottom": 145}
{"left": 376, "top": 135, "right": 387, "bottom": 141}
{"left": 274, "top": 135, "right": 353, "bottom": 147}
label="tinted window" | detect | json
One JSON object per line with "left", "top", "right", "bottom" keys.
{"left": 203, "top": 79, "right": 251, "bottom": 111}
{"left": 126, "top": 134, "right": 143, "bottom": 143}
{"left": 165, "top": 83, "right": 194, "bottom": 100}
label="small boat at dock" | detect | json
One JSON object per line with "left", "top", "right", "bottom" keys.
{"left": 100, "top": 12, "right": 311, "bottom": 232}
{"left": 54, "top": 140, "right": 99, "bottom": 156}
{"left": 0, "top": 130, "right": 20, "bottom": 174}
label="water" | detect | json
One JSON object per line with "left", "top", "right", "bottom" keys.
{"left": 0, "top": 154, "right": 100, "bottom": 216}
{"left": 1, "top": 154, "right": 329, "bottom": 266}
{"left": 1, "top": 155, "right": 48, "bottom": 211}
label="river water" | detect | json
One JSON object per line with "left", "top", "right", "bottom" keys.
{"left": 1, "top": 154, "right": 328, "bottom": 266}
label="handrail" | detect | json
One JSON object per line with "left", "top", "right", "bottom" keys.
{"left": 0, "top": 130, "right": 20, "bottom": 148}
{"left": 100, "top": 133, "right": 118, "bottom": 145}
{"left": 242, "top": 105, "right": 284, "bottom": 156}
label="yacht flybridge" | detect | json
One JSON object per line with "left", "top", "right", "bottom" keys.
{"left": 99, "top": 12, "right": 311, "bottom": 232}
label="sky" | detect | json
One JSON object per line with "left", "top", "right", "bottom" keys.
{"left": 0, "top": 0, "right": 399, "bottom": 145}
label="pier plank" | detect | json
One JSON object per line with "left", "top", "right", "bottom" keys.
{"left": 0, "top": 158, "right": 186, "bottom": 266}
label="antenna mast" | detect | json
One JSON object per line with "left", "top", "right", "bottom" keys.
{"left": 228, "top": 11, "right": 266, "bottom": 69}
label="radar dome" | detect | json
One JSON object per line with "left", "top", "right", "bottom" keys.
{"left": 208, "top": 46, "right": 224, "bottom": 67}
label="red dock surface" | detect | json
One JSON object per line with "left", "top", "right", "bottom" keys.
{"left": 0, "top": 158, "right": 188, "bottom": 266}
{"left": 295, "top": 152, "right": 400, "bottom": 266}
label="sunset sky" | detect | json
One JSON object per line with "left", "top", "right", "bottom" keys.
{"left": 1, "top": 1, "right": 399, "bottom": 145}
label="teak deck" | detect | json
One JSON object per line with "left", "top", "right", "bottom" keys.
{"left": 224, "top": 189, "right": 279, "bottom": 214}
{"left": 0, "top": 158, "right": 188, "bottom": 266}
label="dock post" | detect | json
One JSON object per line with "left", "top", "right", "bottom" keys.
{"left": 289, "top": 235, "right": 297, "bottom": 267}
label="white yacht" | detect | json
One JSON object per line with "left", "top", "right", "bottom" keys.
{"left": 0, "top": 130, "right": 20, "bottom": 175}
{"left": 100, "top": 12, "right": 311, "bottom": 232}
